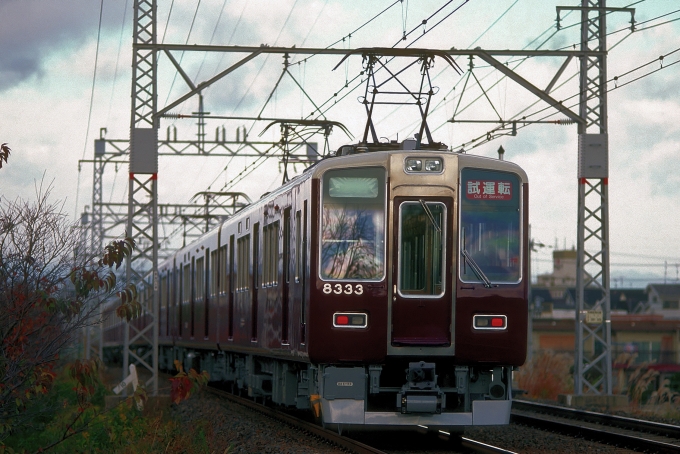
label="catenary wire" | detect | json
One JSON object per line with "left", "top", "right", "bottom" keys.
{"left": 106, "top": 0, "right": 130, "bottom": 127}
{"left": 163, "top": 0, "right": 203, "bottom": 111}
{"left": 75, "top": 0, "right": 105, "bottom": 220}
{"left": 427, "top": 3, "right": 679, "bottom": 145}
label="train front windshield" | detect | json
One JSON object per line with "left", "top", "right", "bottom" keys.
{"left": 320, "top": 167, "right": 386, "bottom": 280}
{"left": 460, "top": 168, "right": 522, "bottom": 284}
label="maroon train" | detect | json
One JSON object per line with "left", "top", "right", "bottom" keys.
{"left": 104, "top": 139, "right": 529, "bottom": 431}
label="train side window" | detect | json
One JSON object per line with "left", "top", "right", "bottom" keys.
{"left": 459, "top": 168, "right": 521, "bottom": 284}
{"left": 283, "top": 208, "right": 291, "bottom": 284}
{"left": 195, "top": 257, "right": 204, "bottom": 300}
{"left": 229, "top": 235, "right": 235, "bottom": 339}
{"left": 183, "top": 263, "right": 191, "bottom": 303}
{"left": 203, "top": 250, "right": 209, "bottom": 337}
{"left": 210, "top": 249, "right": 218, "bottom": 297}
{"left": 253, "top": 223, "right": 260, "bottom": 290}
{"left": 252, "top": 223, "right": 260, "bottom": 341}
{"left": 219, "top": 245, "right": 228, "bottom": 294}
{"left": 320, "top": 167, "right": 386, "bottom": 280}
{"left": 263, "top": 221, "right": 280, "bottom": 287}
{"left": 295, "top": 210, "right": 301, "bottom": 283}
{"left": 237, "top": 235, "right": 250, "bottom": 291}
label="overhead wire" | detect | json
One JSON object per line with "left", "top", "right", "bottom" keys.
{"left": 161, "top": 0, "right": 176, "bottom": 44}
{"left": 230, "top": 0, "right": 300, "bottom": 114}
{"left": 491, "top": 17, "right": 674, "bottom": 123}
{"left": 290, "top": 0, "right": 402, "bottom": 66}
{"left": 210, "top": 1, "right": 678, "bottom": 195}
{"left": 102, "top": 0, "right": 133, "bottom": 209}
{"left": 437, "top": 0, "right": 653, "bottom": 126}
{"left": 378, "top": 0, "right": 519, "bottom": 135}
{"left": 75, "top": 0, "right": 105, "bottom": 220}
{"left": 273, "top": 0, "right": 406, "bottom": 123}
{"left": 194, "top": 0, "right": 230, "bottom": 81}
{"left": 427, "top": 2, "right": 679, "bottom": 146}
{"left": 253, "top": 0, "right": 433, "bottom": 129}
{"left": 301, "top": 0, "right": 329, "bottom": 47}
{"left": 189, "top": 0, "right": 232, "bottom": 185}
{"left": 210, "top": 0, "right": 301, "bottom": 191}
{"left": 162, "top": 0, "right": 204, "bottom": 110}
{"left": 211, "top": 1, "right": 249, "bottom": 86}
{"left": 394, "top": 0, "right": 470, "bottom": 48}
{"left": 106, "top": 0, "right": 130, "bottom": 126}
{"left": 456, "top": 44, "right": 680, "bottom": 151}
{"left": 396, "top": 0, "right": 460, "bottom": 45}
{"left": 283, "top": 0, "right": 473, "bottom": 142}
{"left": 213, "top": 0, "right": 409, "bottom": 192}
{"left": 310, "top": 0, "right": 473, "bottom": 121}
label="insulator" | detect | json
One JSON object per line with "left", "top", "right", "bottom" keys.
{"left": 556, "top": 118, "right": 576, "bottom": 125}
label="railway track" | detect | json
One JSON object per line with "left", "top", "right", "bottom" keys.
{"left": 206, "top": 385, "right": 516, "bottom": 453}
{"left": 206, "top": 385, "right": 387, "bottom": 454}
{"left": 512, "top": 399, "right": 680, "bottom": 453}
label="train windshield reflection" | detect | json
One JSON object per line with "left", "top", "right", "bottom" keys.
{"left": 460, "top": 168, "right": 521, "bottom": 284}
{"left": 320, "top": 167, "right": 386, "bottom": 280}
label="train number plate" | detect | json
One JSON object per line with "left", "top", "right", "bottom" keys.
{"left": 322, "top": 283, "right": 364, "bottom": 295}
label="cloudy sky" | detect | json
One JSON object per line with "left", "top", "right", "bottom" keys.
{"left": 1, "top": 0, "right": 678, "bottom": 287}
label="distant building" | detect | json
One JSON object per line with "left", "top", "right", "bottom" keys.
{"left": 531, "top": 315, "right": 680, "bottom": 392}
{"left": 536, "top": 249, "right": 577, "bottom": 299}
{"left": 644, "top": 284, "right": 680, "bottom": 318}
{"left": 529, "top": 252, "right": 680, "bottom": 393}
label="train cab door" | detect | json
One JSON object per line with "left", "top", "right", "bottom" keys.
{"left": 391, "top": 196, "right": 453, "bottom": 347}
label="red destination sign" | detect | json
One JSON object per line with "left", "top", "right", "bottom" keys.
{"left": 466, "top": 180, "right": 513, "bottom": 200}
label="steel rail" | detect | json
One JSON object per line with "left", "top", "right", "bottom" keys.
{"left": 205, "top": 386, "right": 385, "bottom": 454}
{"left": 512, "top": 399, "right": 680, "bottom": 453}
{"left": 206, "top": 384, "right": 520, "bottom": 454}
{"left": 461, "top": 436, "right": 519, "bottom": 454}
{"left": 514, "top": 399, "right": 680, "bottom": 438}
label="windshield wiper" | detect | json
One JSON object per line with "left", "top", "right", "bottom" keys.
{"left": 419, "top": 199, "right": 441, "bottom": 233}
{"left": 461, "top": 229, "right": 492, "bottom": 288}
{"left": 462, "top": 249, "right": 493, "bottom": 288}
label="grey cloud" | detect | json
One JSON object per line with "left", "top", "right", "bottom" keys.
{"left": 0, "top": 0, "right": 123, "bottom": 92}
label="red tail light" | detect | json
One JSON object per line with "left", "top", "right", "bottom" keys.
{"left": 333, "top": 312, "right": 368, "bottom": 328}
{"left": 473, "top": 314, "right": 507, "bottom": 330}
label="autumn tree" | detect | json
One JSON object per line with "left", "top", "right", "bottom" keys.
{"left": 0, "top": 177, "right": 139, "bottom": 440}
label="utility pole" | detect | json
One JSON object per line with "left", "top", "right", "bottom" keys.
{"left": 127, "top": 0, "right": 159, "bottom": 395}
{"left": 561, "top": 0, "right": 634, "bottom": 397}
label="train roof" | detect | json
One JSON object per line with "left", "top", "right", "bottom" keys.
{"left": 308, "top": 140, "right": 529, "bottom": 183}
{"left": 161, "top": 139, "right": 528, "bottom": 267}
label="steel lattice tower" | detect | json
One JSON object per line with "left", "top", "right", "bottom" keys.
{"left": 126, "top": 0, "right": 159, "bottom": 395}
{"left": 574, "top": 0, "right": 613, "bottom": 396}
{"left": 570, "top": 0, "right": 631, "bottom": 396}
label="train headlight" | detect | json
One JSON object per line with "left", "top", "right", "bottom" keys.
{"left": 425, "top": 159, "right": 442, "bottom": 172}
{"left": 405, "top": 158, "right": 422, "bottom": 172}
{"left": 405, "top": 157, "right": 443, "bottom": 173}
{"left": 333, "top": 312, "right": 368, "bottom": 328}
